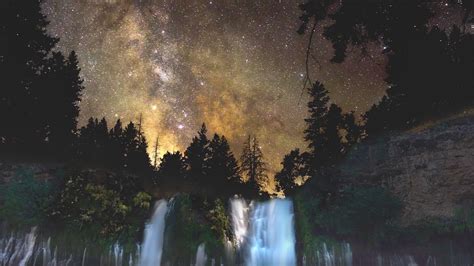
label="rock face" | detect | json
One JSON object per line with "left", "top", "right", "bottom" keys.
{"left": 339, "top": 113, "right": 474, "bottom": 224}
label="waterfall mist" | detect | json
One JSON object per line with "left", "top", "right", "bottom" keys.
{"left": 139, "top": 199, "right": 168, "bottom": 266}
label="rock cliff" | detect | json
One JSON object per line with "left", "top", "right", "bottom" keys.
{"left": 339, "top": 111, "right": 474, "bottom": 224}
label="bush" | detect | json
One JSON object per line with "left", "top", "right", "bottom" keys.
{"left": 163, "top": 195, "right": 229, "bottom": 265}
{"left": 50, "top": 170, "right": 152, "bottom": 250}
{"left": 0, "top": 167, "right": 56, "bottom": 228}
{"left": 316, "top": 186, "right": 402, "bottom": 240}
{"left": 294, "top": 185, "right": 402, "bottom": 253}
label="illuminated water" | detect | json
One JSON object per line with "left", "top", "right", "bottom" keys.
{"left": 1, "top": 197, "right": 473, "bottom": 265}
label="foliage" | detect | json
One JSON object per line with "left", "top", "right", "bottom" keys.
{"left": 298, "top": 0, "right": 473, "bottom": 134}
{"left": 294, "top": 185, "right": 402, "bottom": 251}
{"left": 75, "top": 118, "right": 153, "bottom": 177}
{"left": 207, "top": 134, "right": 241, "bottom": 192}
{"left": 0, "top": 0, "right": 83, "bottom": 155}
{"left": 157, "top": 151, "right": 187, "bottom": 186}
{"left": 240, "top": 135, "right": 268, "bottom": 197}
{"left": 50, "top": 170, "right": 152, "bottom": 247}
{"left": 163, "top": 195, "right": 229, "bottom": 265}
{"left": 275, "top": 149, "right": 309, "bottom": 196}
{"left": 315, "top": 186, "right": 402, "bottom": 241}
{"left": 0, "top": 168, "right": 57, "bottom": 228}
{"left": 277, "top": 81, "right": 361, "bottom": 198}
{"left": 364, "top": 26, "right": 474, "bottom": 134}
{"left": 185, "top": 123, "right": 210, "bottom": 182}
{"left": 157, "top": 126, "right": 250, "bottom": 198}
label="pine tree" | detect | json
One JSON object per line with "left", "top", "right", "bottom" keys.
{"left": 208, "top": 134, "right": 240, "bottom": 192}
{"left": 157, "top": 151, "right": 186, "bottom": 186}
{"left": 108, "top": 119, "right": 124, "bottom": 168}
{"left": 0, "top": 0, "right": 56, "bottom": 149}
{"left": 324, "top": 104, "right": 345, "bottom": 165}
{"left": 275, "top": 149, "right": 308, "bottom": 196}
{"left": 184, "top": 123, "right": 210, "bottom": 182}
{"left": 343, "top": 111, "right": 362, "bottom": 149}
{"left": 0, "top": 1, "right": 83, "bottom": 155}
{"left": 153, "top": 136, "right": 160, "bottom": 169}
{"left": 122, "top": 121, "right": 151, "bottom": 173}
{"left": 304, "top": 82, "right": 330, "bottom": 157}
{"left": 240, "top": 135, "right": 267, "bottom": 196}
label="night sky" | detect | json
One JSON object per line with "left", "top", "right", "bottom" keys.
{"left": 41, "top": 0, "right": 460, "bottom": 173}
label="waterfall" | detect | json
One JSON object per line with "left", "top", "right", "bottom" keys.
{"left": 195, "top": 243, "right": 207, "bottom": 266}
{"left": 139, "top": 199, "right": 168, "bottom": 266}
{"left": 229, "top": 197, "right": 249, "bottom": 247}
{"left": 230, "top": 198, "right": 297, "bottom": 266}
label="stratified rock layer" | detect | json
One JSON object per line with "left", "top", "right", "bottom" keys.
{"left": 339, "top": 112, "right": 474, "bottom": 224}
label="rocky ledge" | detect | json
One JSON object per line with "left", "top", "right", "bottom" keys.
{"left": 339, "top": 111, "right": 474, "bottom": 224}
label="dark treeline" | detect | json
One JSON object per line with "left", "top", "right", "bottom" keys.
{"left": 0, "top": 0, "right": 268, "bottom": 198}
{"left": 0, "top": 0, "right": 83, "bottom": 156}
{"left": 276, "top": 0, "right": 473, "bottom": 196}
{"left": 1, "top": 0, "right": 472, "bottom": 201}
{"left": 274, "top": 0, "right": 473, "bottom": 252}
{"left": 157, "top": 124, "right": 266, "bottom": 198}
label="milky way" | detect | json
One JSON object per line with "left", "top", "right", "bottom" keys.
{"left": 41, "top": 0, "right": 395, "bottom": 174}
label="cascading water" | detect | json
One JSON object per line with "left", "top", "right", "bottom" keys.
{"left": 229, "top": 197, "right": 249, "bottom": 247}
{"left": 3, "top": 197, "right": 474, "bottom": 265}
{"left": 230, "top": 198, "right": 297, "bottom": 266}
{"left": 139, "top": 199, "right": 169, "bottom": 266}
{"left": 195, "top": 243, "right": 207, "bottom": 266}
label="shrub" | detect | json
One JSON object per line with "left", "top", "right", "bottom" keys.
{"left": 0, "top": 167, "right": 56, "bottom": 228}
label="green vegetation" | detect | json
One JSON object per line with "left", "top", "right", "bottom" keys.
{"left": 0, "top": 167, "right": 57, "bottom": 228}
{"left": 50, "top": 168, "right": 152, "bottom": 250}
{"left": 294, "top": 184, "right": 403, "bottom": 260}
{"left": 163, "top": 194, "right": 231, "bottom": 265}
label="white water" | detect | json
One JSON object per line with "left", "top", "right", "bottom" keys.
{"left": 195, "top": 243, "right": 207, "bottom": 266}
{"left": 2, "top": 197, "right": 470, "bottom": 265}
{"left": 230, "top": 198, "right": 297, "bottom": 266}
{"left": 139, "top": 199, "right": 168, "bottom": 266}
{"left": 229, "top": 197, "right": 249, "bottom": 247}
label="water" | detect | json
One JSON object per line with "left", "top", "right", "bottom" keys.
{"left": 2, "top": 197, "right": 474, "bottom": 265}
{"left": 139, "top": 199, "right": 168, "bottom": 266}
{"left": 195, "top": 243, "right": 207, "bottom": 266}
{"left": 229, "top": 197, "right": 249, "bottom": 248}
{"left": 230, "top": 198, "right": 297, "bottom": 266}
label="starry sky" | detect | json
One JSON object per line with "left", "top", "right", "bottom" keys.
{"left": 41, "top": 0, "right": 462, "bottom": 174}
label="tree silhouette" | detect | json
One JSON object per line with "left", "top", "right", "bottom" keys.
{"left": 240, "top": 135, "right": 267, "bottom": 196}
{"left": 76, "top": 118, "right": 109, "bottom": 164}
{"left": 0, "top": 0, "right": 83, "bottom": 155}
{"left": 184, "top": 123, "right": 210, "bottom": 184}
{"left": 122, "top": 121, "right": 151, "bottom": 174}
{"left": 207, "top": 134, "right": 241, "bottom": 193}
{"left": 304, "top": 82, "right": 330, "bottom": 170}
{"left": 152, "top": 135, "right": 160, "bottom": 169}
{"left": 298, "top": 1, "right": 473, "bottom": 135}
{"left": 275, "top": 149, "right": 308, "bottom": 196}
{"left": 301, "top": 81, "right": 362, "bottom": 202}
{"left": 157, "top": 151, "right": 186, "bottom": 186}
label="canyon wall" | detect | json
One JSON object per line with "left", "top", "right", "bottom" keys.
{"left": 339, "top": 111, "right": 474, "bottom": 224}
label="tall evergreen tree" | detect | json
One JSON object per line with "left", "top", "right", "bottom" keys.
{"left": 108, "top": 119, "right": 124, "bottom": 168}
{"left": 157, "top": 151, "right": 186, "bottom": 186}
{"left": 0, "top": 0, "right": 58, "bottom": 148}
{"left": 208, "top": 134, "right": 240, "bottom": 191}
{"left": 0, "top": 0, "right": 83, "bottom": 155}
{"left": 299, "top": 1, "right": 473, "bottom": 135}
{"left": 122, "top": 121, "right": 150, "bottom": 174}
{"left": 343, "top": 111, "right": 362, "bottom": 149}
{"left": 184, "top": 123, "right": 210, "bottom": 182}
{"left": 304, "top": 82, "right": 330, "bottom": 155}
{"left": 275, "top": 149, "right": 308, "bottom": 196}
{"left": 324, "top": 104, "right": 345, "bottom": 165}
{"left": 240, "top": 135, "right": 267, "bottom": 195}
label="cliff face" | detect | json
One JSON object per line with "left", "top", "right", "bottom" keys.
{"left": 339, "top": 112, "right": 474, "bottom": 224}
